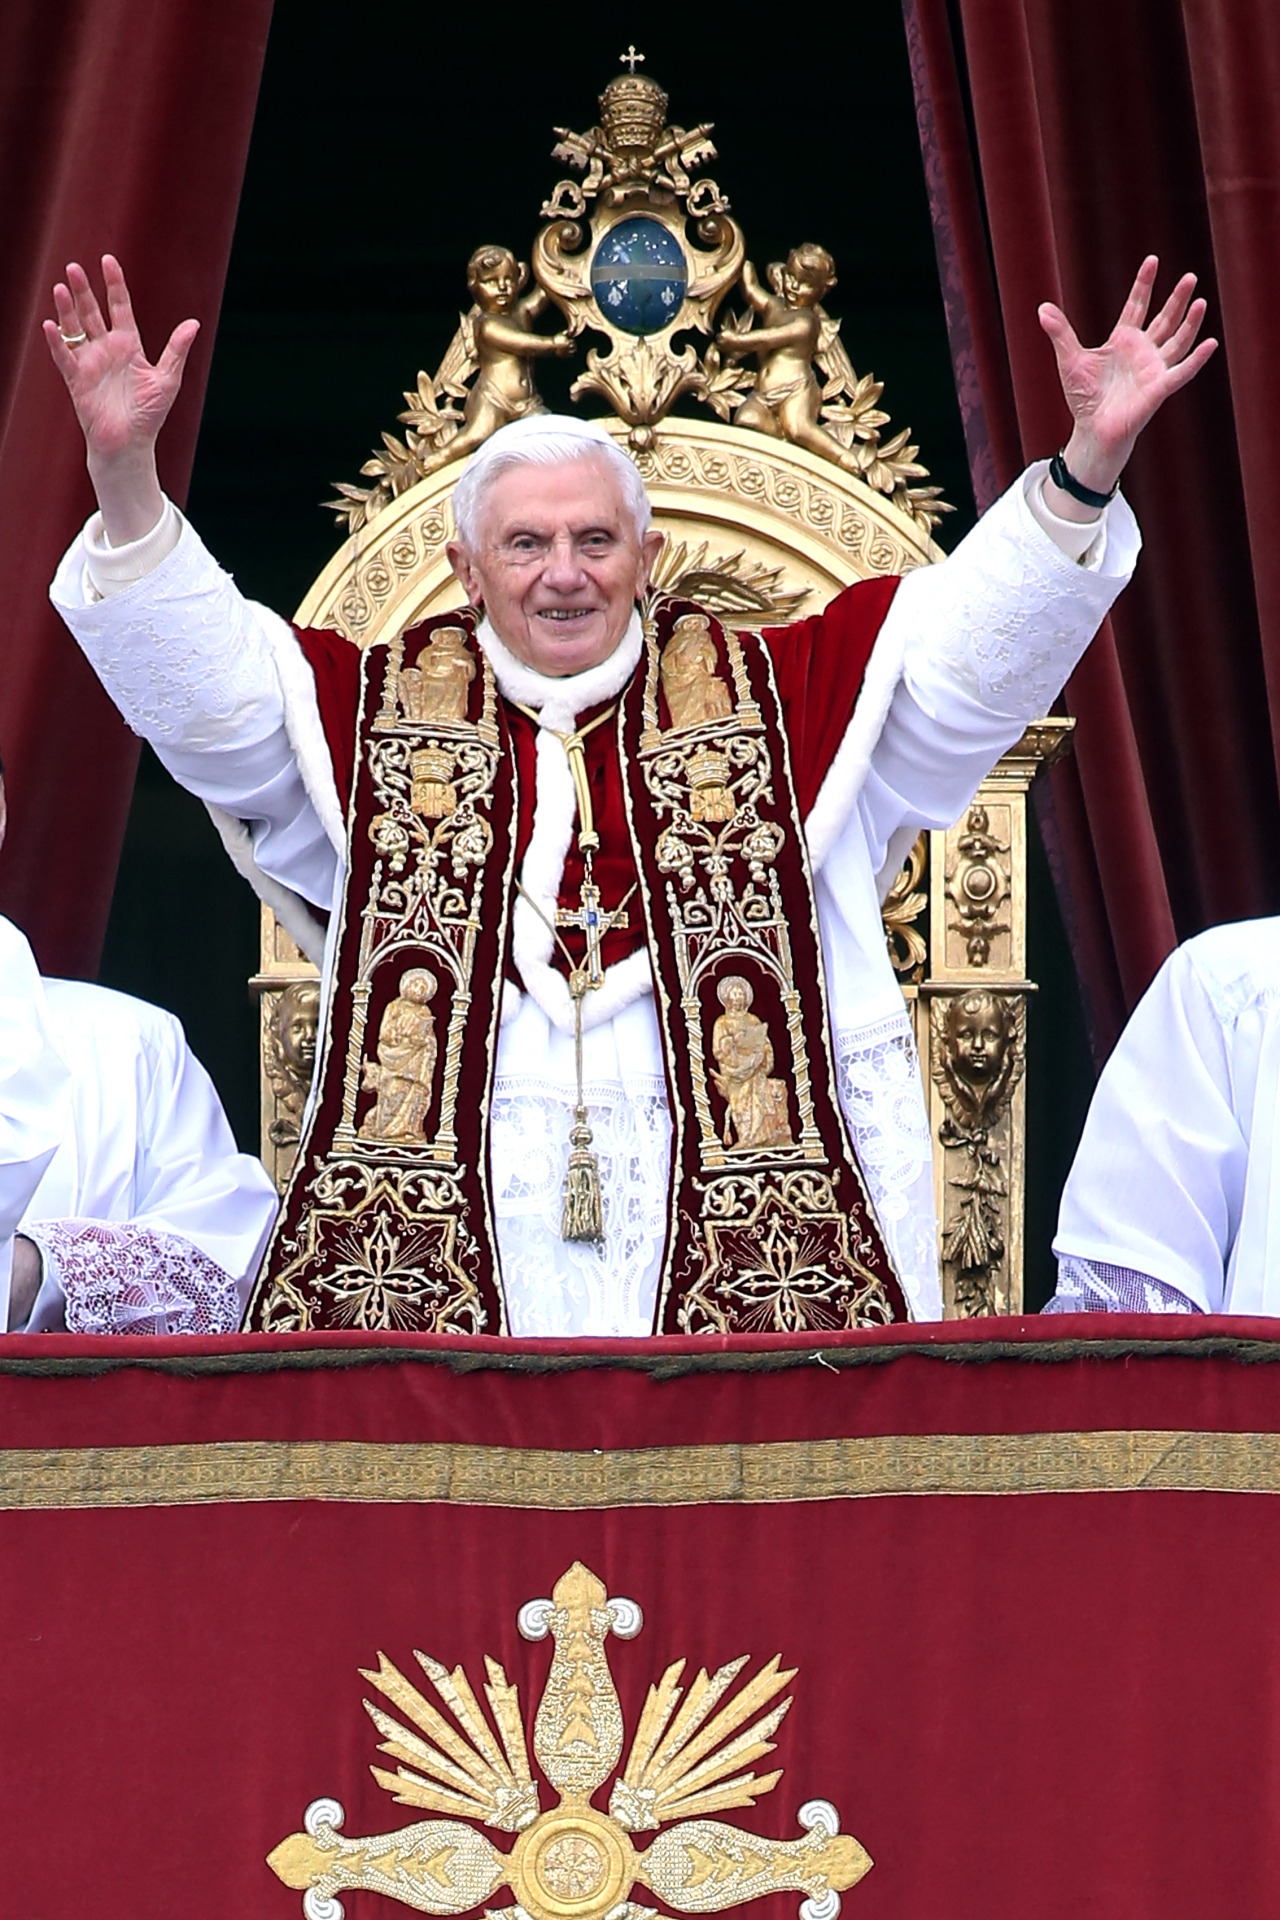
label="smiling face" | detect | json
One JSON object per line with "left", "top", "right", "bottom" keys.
{"left": 951, "top": 996, "right": 1006, "bottom": 1083}
{"left": 447, "top": 455, "right": 663, "bottom": 677}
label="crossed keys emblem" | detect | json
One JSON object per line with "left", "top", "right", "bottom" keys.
{"left": 269, "top": 1562, "right": 872, "bottom": 1919}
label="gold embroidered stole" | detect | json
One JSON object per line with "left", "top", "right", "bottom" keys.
{"left": 622, "top": 600, "right": 905, "bottom": 1333}
{"left": 245, "top": 611, "right": 514, "bottom": 1333}
{"left": 245, "top": 603, "right": 905, "bottom": 1334}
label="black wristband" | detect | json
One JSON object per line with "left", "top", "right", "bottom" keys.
{"left": 1049, "top": 449, "right": 1118, "bottom": 510}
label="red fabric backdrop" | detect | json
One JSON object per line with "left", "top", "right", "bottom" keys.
{"left": 902, "top": 0, "right": 1280, "bottom": 1053}
{"left": 0, "top": 0, "right": 273, "bottom": 978}
{"left": 6, "top": 1319, "right": 1280, "bottom": 1919}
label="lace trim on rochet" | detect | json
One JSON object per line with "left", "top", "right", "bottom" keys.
{"left": 833, "top": 1011, "right": 939, "bottom": 1310}
{"left": 902, "top": 474, "right": 1121, "bottom": 718}
{"left": 488, "top": 1076, "right": 671, "bottom": 1337}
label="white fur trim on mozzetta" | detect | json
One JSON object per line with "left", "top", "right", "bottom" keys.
{"left": 476, "top": 611, "right": 643, "bottom": 729}
{"left": 259, "top": 608, "right": 347, "bottom": 856}
{"left": 205, "top": 805, "right": 328, "bottom": 964}
{"left": 510, "top": 727, "right": 578, "bottom": 982}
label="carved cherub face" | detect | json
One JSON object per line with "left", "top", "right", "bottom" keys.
{"left": 781, "top": 245, "right": 836, "bottom": 308}
{"left": 276, "top": 981, "right": 320, "bottom": 1075}
{"left": 468, "top": 247, "right": 523, "bottom": 313}
{"left": 948, "top": 993, "right": 1007, "bottom": 1084}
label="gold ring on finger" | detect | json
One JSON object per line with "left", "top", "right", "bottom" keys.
{"left": 59, "top": 329, "right": 88, "bottom": 347}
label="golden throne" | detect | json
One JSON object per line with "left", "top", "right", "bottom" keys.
{"left": 252, "top": 55, "right": 1069, "bottom": 1319}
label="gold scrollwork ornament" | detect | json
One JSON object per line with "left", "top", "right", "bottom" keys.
{"left": 268, "top": 1561, "right": 872, "bottom": 1920}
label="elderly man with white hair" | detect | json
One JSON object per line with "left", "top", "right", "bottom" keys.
{"left": 45, "top": 254, "right": 1214, "bottom": 1336}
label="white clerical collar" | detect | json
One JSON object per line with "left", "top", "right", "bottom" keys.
{"left": 475, "top": 609, "right": 644, "bottom": 731}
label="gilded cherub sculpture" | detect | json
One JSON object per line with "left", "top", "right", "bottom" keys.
{"left": 717, "top": 245, "right": 868, "bottom": 473}
{"left": 934, "top": 989, "right": 1022, "bottom": 1130}
{"left": 266, "top": 980, "right": 321, "bottom": 1151}
{"left": 712, "top": 975, "right": 793, "bottom": 1151}
{"left": 358, "top": 967, "right": 439, "bottom": 1144}
{"left": 930, "top": 991, "right": 1025, "bottom": 1311}
{"left": 398, "top": 625, "right": 475, "bottom": 726}
{"left": 660, "top": 612, "right": 734, "bottom": 731}
{"left": 329, "top": 245, "right": 578, "bottom": 527}
{"left": 417, "top": 246, "right": 576, "bottom": 475}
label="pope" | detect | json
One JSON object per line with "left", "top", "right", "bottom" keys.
{"left": 45, "top": 253, "right": 1213, "bottom": 1336}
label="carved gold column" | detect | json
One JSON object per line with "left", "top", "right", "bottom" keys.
{"left": 249, "top": 905, "right": 321, "bottom": 1192}
{"left": 895, "top": 720, "right": 1074, "bottom": 1317}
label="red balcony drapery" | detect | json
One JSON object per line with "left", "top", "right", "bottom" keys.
{"left": 5, "top": 1319, "right": 1280, "bottom": 1918}
{"left": 0, "top": 0, "right": 273, "bottom": 976}
{"left": 903, "top": 0, "right": 1280, "bottom": 1052}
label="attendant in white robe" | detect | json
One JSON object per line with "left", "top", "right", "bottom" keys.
{"left": 14, "top": 972, "right": 278, "bottom": 1333}
{"left": 0, "top": 916, "right": 71, "bottom": 1328}
{"left": 41, "top": 254, "right": 1216, "bottom": 1333}
{"left": 1048, "top": 919, "right": 1280, "bottom": 1316}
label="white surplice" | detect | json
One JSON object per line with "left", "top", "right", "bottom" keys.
{"left": 1052, "top": 918, "right": 1280, "bottom": 1316}
{"left": 0, "top": 917, "right": 72, "bottom": 1328}
{"left": 15, "top": 977, "right": 278, "bottom": 1333}
{"left": 51, "top": 462, "right": 1138, "bottom": 1331}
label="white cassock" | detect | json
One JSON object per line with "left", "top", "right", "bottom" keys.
{"left": 51, "top": 463, "right": 1137, "bottom": 1332}
{"left": 1049, "top": 917, "right": 1280, "bottom": 1317}
{"left": 4, "top": 960, "right": 278, "bottom": 1333}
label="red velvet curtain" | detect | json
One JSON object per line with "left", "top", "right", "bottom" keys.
{"left": 903, "top": 0, "right": 1280, "bottom": 1053}
{"left": 0, "top": 0, "right": 274, "bottom": 978}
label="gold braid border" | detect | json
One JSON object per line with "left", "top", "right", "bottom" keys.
{"left": 5, "top": 1430, "right": 1280, "bottom": 1510}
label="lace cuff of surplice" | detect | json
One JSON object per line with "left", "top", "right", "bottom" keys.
{"left": 1042, "top": 1254, "right": 1203, "bottom": 1316}
{"left": 834, "top": 1009, "right": 940, "bottom": 1317}
{"left": 51, "top": 508, "right": 280, "bottom": 750}
{"left": 24, "top": 1220, "right": 242, "bottom": 1335}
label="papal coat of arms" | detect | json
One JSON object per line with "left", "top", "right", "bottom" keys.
{"left": 269, "top": 1563, "right": 872, "bottom": 1919}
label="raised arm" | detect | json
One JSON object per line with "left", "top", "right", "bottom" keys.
{"left": 45, "top": 258, "right": 341, "bottom": 934}
{"left": 44, "top": 253, "right": 199, "bottom": 544}
{"left": 816, "top": 259, "right": 1217, "bottom": 878}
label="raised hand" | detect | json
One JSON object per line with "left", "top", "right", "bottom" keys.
{"left": 43, "top": 255, "right": 199, "bottom": 543}
{"left": 1038, "top": 257, "right": 1217, "bottom": 510}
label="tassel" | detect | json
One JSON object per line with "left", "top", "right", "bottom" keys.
{"left": 561, "top": 1114, "right": 605, "bottom": 1243}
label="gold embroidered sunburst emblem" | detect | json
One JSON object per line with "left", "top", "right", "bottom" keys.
{"left": 268, "top": 1562, "right": 872, "bottom": 1920}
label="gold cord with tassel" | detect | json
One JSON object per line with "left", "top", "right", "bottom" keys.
{"left": 513, "top": 886, "right": 636, "bottom": 1243}
{"left": 512, "top": 697, "right": 637, "bottom": 1243}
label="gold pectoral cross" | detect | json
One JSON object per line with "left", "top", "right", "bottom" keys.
{"left": 556, "top": 876, "right": 629, "bottom": 989}
{"left": 519, "top": 699, "right": 628, "bottom": 991}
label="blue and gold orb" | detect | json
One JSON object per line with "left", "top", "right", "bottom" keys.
{"left": 590, "top": 219, "right": 687, "bottom": 336}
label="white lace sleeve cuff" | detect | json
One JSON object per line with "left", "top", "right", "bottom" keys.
{"left": 1042, "top": 1254, "right": 1203, "bottom": 1316}
{"left": 1024, "top": 475, "right": 1107, "bottom": 564}
{"left": 892, "top": 458, "right": 1141, "bottom": 720}
{"left": 50, "top": 509, "right": 285, "bottom": 750}
{"left": 82, "top": 499, "right": 182, "bottom": 599}
{"left": 23, "top": 1220, "right": 242, "bottom": 1335}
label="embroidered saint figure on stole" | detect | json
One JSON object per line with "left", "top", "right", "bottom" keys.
{"left": 358, "top": 968, "right": 439, "bottom": 1143}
